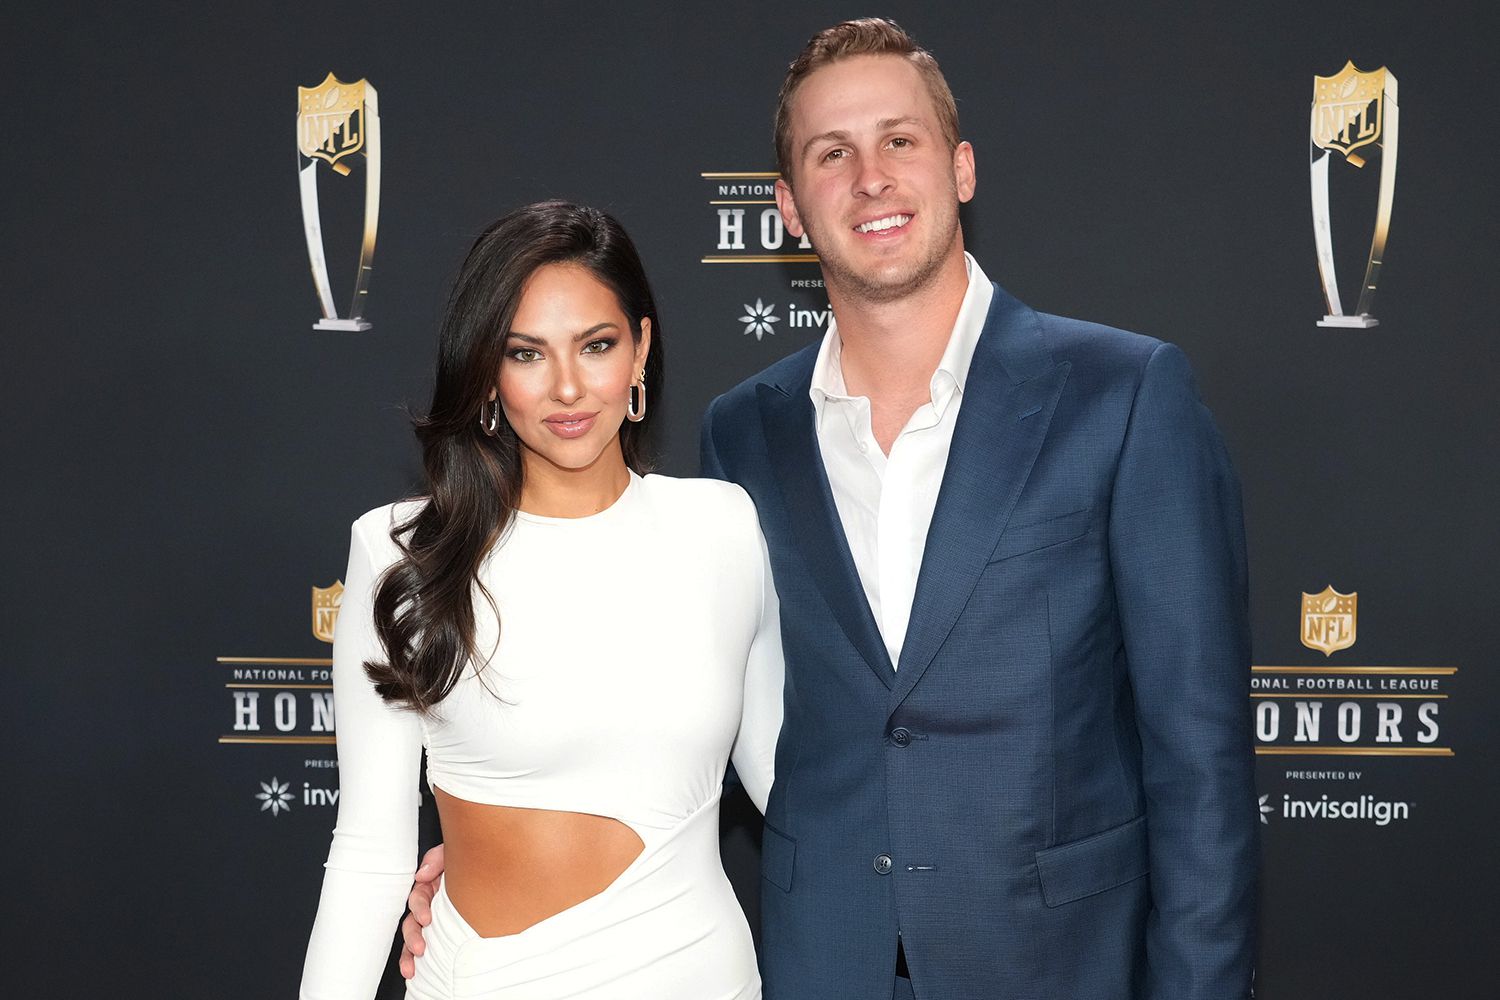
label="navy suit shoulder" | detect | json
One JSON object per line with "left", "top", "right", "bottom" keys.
{"left": 705, "top": 342, "right": 816, "bottom": 419}
{"left": 701, "top": 342, "right": 819, "bottom": 482}
{"left": 1029, "top": 311, "right": 1228, "bottom": 484}
{"left": 1037, "top": 311, "right": 1160, "bottom": 364}
{"left": 1031, "top": 312, "right": 1228, "bottom": 438}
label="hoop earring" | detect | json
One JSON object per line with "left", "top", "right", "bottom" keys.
{"left": 479, "top": 399, "right": 500, "bottom": 437}
{"left": 626, "top": 369, "right": 647, "bottom": 423}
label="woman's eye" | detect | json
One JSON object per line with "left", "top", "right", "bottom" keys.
{"left": 509, "top": 349, "right": 541, "bottom": 363}
{"left": 582, "top": 338, "right": 615, "bottom": 355}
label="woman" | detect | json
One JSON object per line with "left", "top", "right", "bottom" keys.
{"left": 299, "top": 202, "right": 783, "bottom": 999}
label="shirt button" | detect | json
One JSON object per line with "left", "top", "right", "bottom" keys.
{"left": 874, "top": 853, "right": 894, "bottom": 875}
{"left": 858, "top": 441, "right": 869, "bottom": 454}
{"left": 890, "top": 727, "right": 911, "bottom": 748}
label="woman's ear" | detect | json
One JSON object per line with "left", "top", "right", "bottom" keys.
{"left": 635, "top": 317, "right": 652, "bottom": 370}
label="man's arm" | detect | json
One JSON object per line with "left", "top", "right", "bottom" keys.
{"left": 1108, "top": 342, "right": 1258, "bottom": 999}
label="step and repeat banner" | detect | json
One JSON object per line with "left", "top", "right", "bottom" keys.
{"left": 7, "top": 2, "right": 1495, "bottom": 996}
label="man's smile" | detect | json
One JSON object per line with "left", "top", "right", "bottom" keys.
{"left": 853, "top": 212, "right": 913, "bottom": 234}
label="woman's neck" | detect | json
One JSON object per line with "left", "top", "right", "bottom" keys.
{"left": 517, "top": 446, "right": 633, "bottom": 518}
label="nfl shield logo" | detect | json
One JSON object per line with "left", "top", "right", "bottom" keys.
{"left": 1311, "top": 62, "right": 1388, "bottom": 164}
{"left": 1301, "top": 586, "right": 1357, "bottom": 656}
{"left": 297, "top": 73, "right": 369, "bottom": 174}
{"left": 312, "top": 581, "right": 344, "bottom": 644}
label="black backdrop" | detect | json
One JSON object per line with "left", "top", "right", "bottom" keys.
{"left": 5, "top": 2, "right": 1497, "bottom": 996}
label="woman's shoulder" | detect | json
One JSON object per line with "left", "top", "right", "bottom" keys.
{"left": 349, "top": 498, "right": 428, "bottom": 561}
{"left": 640, "top": 475, "right": 764, "bottom": 576}
{"left": 639, "top": 473, "right": 755, "bottom": 520}
{"left": 639, "top": 475, "right": 763, "bottom": 550}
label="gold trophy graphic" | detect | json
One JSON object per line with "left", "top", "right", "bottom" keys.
{"left": 297, "top": 73, "right": 381, "bottom": 330}
{"left": 1310, "top": 62, "right": 1398, "bottom": 328}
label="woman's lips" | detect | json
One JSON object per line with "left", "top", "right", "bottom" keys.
{"left": 543, "top": 412, "right": 598, "bottom": 438}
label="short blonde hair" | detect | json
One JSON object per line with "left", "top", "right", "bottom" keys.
{"left": 774, "top": 18, "right": 961, "bottom": 180}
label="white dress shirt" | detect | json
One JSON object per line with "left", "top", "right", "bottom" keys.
{"left": 809, "top": 253, "right": 995, "bottom": 668}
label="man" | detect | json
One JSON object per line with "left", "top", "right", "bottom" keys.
{"left": 403, "top": 18, "right": 1257, "bottom": 999}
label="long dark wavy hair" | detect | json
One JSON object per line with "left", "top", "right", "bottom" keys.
{"left": 365, "top": 201, "right": 664, "bottom": 711}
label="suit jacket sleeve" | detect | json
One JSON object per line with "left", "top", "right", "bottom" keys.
{"left": 1107, "top": 342, "right": 1258, "bottom": 999}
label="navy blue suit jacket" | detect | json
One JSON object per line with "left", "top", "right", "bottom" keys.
{"left": 701, "top": 284, "right": 1258, "bottom": 1000}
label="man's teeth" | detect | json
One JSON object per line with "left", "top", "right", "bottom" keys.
{"left": 856, "top": 214, "right": 911, "bottom": 234}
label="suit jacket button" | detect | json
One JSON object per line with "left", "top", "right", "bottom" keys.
{"left": 890, "top": 727, "right": 911, "bottom": 747}
{"left": 873, "top": 853, "right": 894, "bottom": 875}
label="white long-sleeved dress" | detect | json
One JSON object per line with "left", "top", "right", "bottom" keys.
{"left": 300, "top": 473, "right": 783, "bottom": 999}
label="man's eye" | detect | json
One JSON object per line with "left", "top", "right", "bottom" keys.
{"left": 824, "top": 148, "right": 846, "bottom": 161}
{"left": 889, "top": 137, "right": 911, "bottom": 148}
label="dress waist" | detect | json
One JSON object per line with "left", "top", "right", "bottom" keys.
{"left": 411, "top": 791, "right": 758, "bottom": 999}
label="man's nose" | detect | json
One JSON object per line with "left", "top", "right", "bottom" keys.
{"left": 853, "top": 156, "right": 895, "bottom": 199}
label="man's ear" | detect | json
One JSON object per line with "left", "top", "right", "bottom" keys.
{"left": 954, "top": 140, "right": 976, "bottom": 204}
{"left": 775, "top": 177, "right": 805, "bottom": 238}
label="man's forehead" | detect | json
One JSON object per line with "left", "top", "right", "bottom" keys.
{"left": 793, "top": 55, "right": 932, "bottom": 134}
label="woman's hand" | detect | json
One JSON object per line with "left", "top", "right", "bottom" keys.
{"left": 399, "top": 843, "right": 446, "bottom": 978}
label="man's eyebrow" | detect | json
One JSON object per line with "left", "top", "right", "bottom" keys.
{"left": 801, "top": 117, "right": 929, "bottom": 159}
{"left": 504, "top": 322, "right": 620, "bottom": 346}
{"left": 801, "top": 129, "right": 851, "bottom": 159}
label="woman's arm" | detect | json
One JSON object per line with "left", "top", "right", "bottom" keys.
{"left": 729, "top": 505, "right": 784, "bottom": 816}
{"left": 300, "top": 515, "right": 425, "bottom": 999}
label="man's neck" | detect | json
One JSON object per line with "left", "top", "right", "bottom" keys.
{"left": 827, "top": 248, "right": 970, "bottom": 407}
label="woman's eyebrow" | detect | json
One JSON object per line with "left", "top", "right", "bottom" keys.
{"left": 505, "top": 322, "right": 620, "bottom": 345}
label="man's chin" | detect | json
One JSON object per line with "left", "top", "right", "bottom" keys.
{"left": 825, "top": 254, "right": 940, "bottom": 305}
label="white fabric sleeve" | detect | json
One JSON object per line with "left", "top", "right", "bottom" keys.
{"left": 300, "top": 517, "right": 426, "bottom": 1000}
{"left": 729, "top": 508, "right": 784, "bottom": 817}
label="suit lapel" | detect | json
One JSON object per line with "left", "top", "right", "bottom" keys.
{"left": 758, "top": 376, "right": 896, "bottom": 689}
{"left": 892, "top": 286, "right": 1070, "bottom": 705}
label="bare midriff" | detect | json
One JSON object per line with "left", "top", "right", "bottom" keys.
{"left": 432, "top": 786, "right": 645, "bottom": 938}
